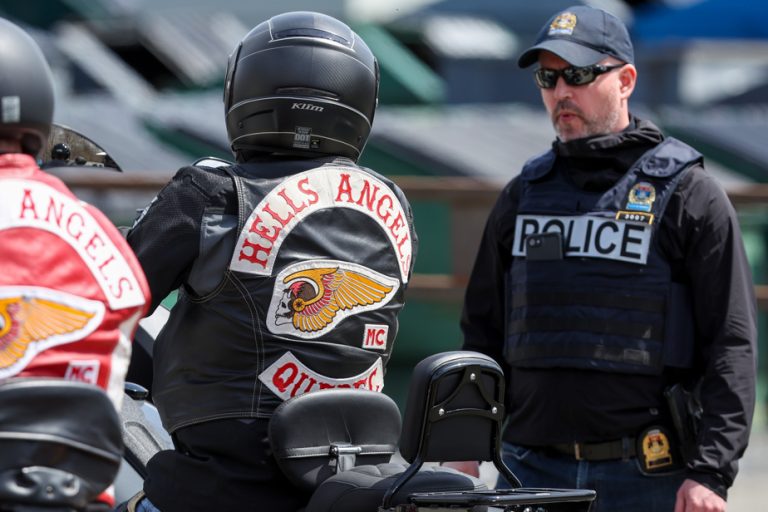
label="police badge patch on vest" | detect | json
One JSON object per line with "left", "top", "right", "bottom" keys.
{"left": 615, "top": 182, "right": 657, "bottom": 225}
{"left": 636, "top": 425, "right": 683, "bottom": 475}
{"left": 626, "top": 181, "right": 656, "bottom": 212}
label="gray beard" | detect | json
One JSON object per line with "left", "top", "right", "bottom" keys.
{"left": 556, "top": 108, "right": 622, "bottom": 142}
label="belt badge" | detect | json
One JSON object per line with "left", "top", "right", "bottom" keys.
{"left": 639, "top": 427, "right": 674, "bottom": 471}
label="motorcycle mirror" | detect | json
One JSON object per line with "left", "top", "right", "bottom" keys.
{"left": 40, "top": 123, "right": 123, "bottom": 172}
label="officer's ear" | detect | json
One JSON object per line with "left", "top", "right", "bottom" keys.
{"left": 618, "top": 64, "right": 637, "bottom": 100}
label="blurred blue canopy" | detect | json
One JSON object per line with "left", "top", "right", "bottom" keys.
{"left": 632, "top": 0, "right": 768, "bottom": 40}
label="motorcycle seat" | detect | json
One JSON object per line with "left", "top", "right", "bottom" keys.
{"left": 269, "top": 388, "right": 403, "bottom": 491}
{"left": 0, "top": 378, "right": 123, "bottom": 510}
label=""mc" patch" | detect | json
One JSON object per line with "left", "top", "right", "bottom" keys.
{"left": 362, "top": 324, "right": 388, "bottom": 351}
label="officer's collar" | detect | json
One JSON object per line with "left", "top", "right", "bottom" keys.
{"left": 554, "top": 116, "right": 663, "bottom": 158}
{"left": 548, "top": 116, "right": 665, "bottom": 190}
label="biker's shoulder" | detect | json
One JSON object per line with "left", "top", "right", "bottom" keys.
{"left": 5, "top": 159, "right": 72, "bottom": 193}
{"left": 3, "top": 163, "right": 86, "bottom": 204}
{"left": 166, "top": 164, "right": 237, "bottom": 201}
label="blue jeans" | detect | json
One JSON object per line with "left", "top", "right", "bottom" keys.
{"left": 135, "top": 497, "right": 162, "bottom": 512}
{"left": 499, "top": 442, "right": 686, "bottom": 512}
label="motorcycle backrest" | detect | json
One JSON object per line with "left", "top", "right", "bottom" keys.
{"left": 398, "top": 351, "right": 506, "bottom": 465}
{"left": 269, "top": 389, "right": 401, "bottom": 491}
{"left": 0, "top": 378, "right": 123, "bottom": 510}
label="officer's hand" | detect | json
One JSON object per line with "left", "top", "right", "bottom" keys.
{"left": 674, "top": 479, "right": 726, "bottom": 512}
{"left": 440, "top": 460, "right": 480, "bottom": 477}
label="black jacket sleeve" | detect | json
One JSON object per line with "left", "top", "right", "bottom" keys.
{"left": 675, "top": 167, "right": 757, "bottom": 498}
{"left": 126, "top": 166, "right": 232, "bottom": 313}
{"left": 460, "top": 179, "right": 520, "bottom": 369}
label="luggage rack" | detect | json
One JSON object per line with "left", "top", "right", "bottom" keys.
{"left": 403, "top": 487, "right": 596, "bottom": 511}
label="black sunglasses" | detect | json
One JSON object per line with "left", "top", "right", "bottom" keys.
{"left": 534, "top": 64, "right": 625, "bottom": 89}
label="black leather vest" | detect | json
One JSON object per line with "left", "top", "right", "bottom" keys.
{"left": 152, "top": 160, "right": 415, "bottom": 432}
{"left": 505, "top": 138, "right": 702, "bottom": 375}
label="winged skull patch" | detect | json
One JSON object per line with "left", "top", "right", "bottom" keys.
{"left": 267, "top": 260, "right": 400, "bottom": 338}
{"left": 0, "top": 286, "right": 104, "bottom": 379}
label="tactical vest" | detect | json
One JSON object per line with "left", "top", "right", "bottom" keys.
{"left": 152, "top": 160, "right": 414, "bottom": 432}
{"left": 505, "top": 138, "right": 701, "bottom": 375}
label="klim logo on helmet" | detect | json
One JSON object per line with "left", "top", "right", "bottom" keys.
{"left": 292, "top": 102, "right": 324, "bottom": 112}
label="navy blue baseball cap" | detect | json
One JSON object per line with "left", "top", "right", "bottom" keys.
{"left": 518, "top": 5, "right": 634, "bottom": 68}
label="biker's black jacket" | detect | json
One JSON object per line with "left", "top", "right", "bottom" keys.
{"left": 461, "top": 118, "right": 756, "bottom": 498}
{"left": 127, "top": 156, "right": 417, "bottom": 432}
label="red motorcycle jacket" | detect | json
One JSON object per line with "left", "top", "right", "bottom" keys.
{"left": 0, "top": 153, "right": 150, "bottom": 409}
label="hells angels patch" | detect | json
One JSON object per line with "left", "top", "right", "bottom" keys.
{"left": 230, "top": 166, "right": 413, "bottom": 282}
{"left": 259, "top": 351, "right": 384, "bottom": 401}
{"left": 0, "top": 180, "right": 146, "bottom": 310}
{"left": 266, "top": 259, "right": 399, "bottom": 339}
{"left": 0, "top": 286, "right": 104, "bottom": 379}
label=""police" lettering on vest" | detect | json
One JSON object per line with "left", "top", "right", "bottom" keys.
{"left": 513, "top": 214, "right": 651, "bottom": 264}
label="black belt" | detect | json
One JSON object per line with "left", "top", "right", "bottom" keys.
{"left": 547, "top": 438, "right": 636, "bottom": 461}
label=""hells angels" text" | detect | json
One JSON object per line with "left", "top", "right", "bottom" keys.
{"left": 231, "top": 167, "right": 412, "bottom": 282}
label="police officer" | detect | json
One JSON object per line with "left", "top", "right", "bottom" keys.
{"left": 0, "top": 16, "right": 151, "bottom": 509}
{"left": 456, "top": 6, "right": 756, "bottom": 512}
{"left": 126, "top": 11, "right": 417, "bottom": 511}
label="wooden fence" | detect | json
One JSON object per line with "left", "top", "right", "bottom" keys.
{"left": 51, "top": 169, "right": 768, "bottom": 309}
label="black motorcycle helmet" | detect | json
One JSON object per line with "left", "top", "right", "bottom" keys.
{"left": 0, "top": 17, "right": 55, "bottom": 157}
{"left": 51, "top": 142, "right": 71, "bottom": 160}
{"left": 224, "top": 11, "right": 379, "bottom": 162}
